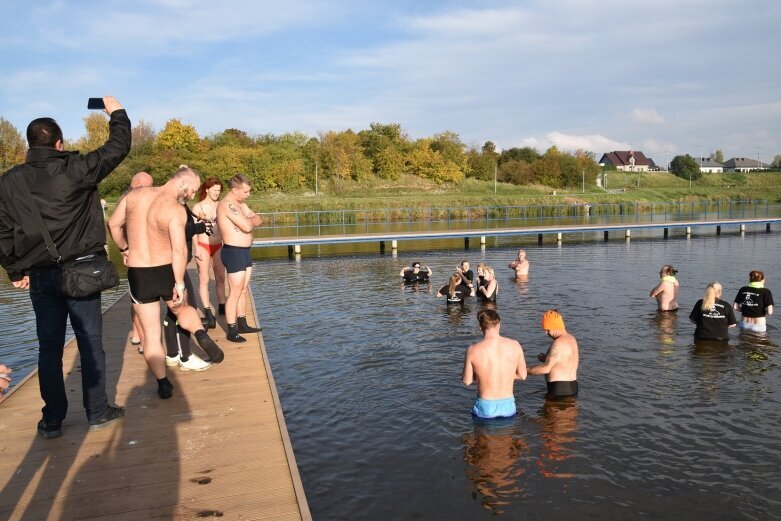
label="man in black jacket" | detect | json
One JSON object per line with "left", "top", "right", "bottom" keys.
{"left": 0, "top": 96, "right": 130, "bottom": 439}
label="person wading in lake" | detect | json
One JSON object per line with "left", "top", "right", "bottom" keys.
{"left": 689, "top": 281, "right": 736, "bottom": 341}
{"left": 508, "top": 249, "right": 530, "bottom": 278}
{"left": 733, "top": 270, "right": 774, "bottom": 333}
{"left": 649, "top": 264, "right": 679, "bottom": 312}
{"left": 462, "top": 309, "right": 527, "bottom": 418}
{"left": 217, "top": 173, "right": 262, "bottom": 343}
{"left": 528, "top": 310, "right": 579, "bottom": 399}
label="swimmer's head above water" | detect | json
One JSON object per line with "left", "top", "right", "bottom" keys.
{"left": 660, "top": 265, "right": 678, "bottom": 277}
{"left": 542, "top": 309, "right": 565, "bottom": 334}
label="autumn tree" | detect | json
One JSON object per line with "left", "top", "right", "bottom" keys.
{"left": 407, "top": 139, "right": 464, "bottom": 184}
{"left": 499, "top": 146, "right": 539, "bottom": 166}
{"left": 318, "top": 130, "right": 372, "bottom": 182}
{"left": 155, "top": 119, "right": 201, "bottom": 151}
{"left": 0, "top": 117, "right": 26, "bottom": 171}
{"left": 73, "top": 112, "right": 109, "bottom": 153}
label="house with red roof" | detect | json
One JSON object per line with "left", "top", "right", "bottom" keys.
{"left": 598, "top": 151, "right": 653, "bottom": 172}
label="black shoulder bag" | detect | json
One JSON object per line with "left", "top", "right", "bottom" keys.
{"left": 16, "top": 175, "right": 119, "bottom": 298}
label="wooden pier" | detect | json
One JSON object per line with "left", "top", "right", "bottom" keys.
{"left": 0, "top": 285, "right": 310, "bottom": 520}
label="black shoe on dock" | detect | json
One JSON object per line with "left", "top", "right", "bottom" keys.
{"left": 227, "top": 323, "right": 247, "bottom": 343}
{"left": 194, "top": 330, "right": 225, "bottom": 363}
{"left": 37, "top": 419, "right": 63, "bottom": 439}
{"left": 237, "top": 316, "right": 261, "bottom": 333}
{"left": 89, "top": 405, "right": 125, "bottom": 431}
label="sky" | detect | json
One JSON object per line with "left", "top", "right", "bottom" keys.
{"left": 1, "top": 0, "right": 779, "bottom": 164}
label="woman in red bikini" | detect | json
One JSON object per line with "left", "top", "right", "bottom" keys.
{"left": 192, "top": 178, "right": 227, "bottom": 329}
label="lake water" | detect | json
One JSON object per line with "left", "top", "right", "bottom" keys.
{"left": 255, "top": 232, "right": 780, "bottom": 520}
{"left": 2, "top": 231, "right": 780, "bottom": 520}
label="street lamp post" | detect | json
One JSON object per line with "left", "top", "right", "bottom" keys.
{"left": 582, "top": 168, "right": 585, "bottom": 193}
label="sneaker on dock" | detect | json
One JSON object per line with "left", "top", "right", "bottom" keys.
{"left": 179, "top": 354, "right": 212, "bottom": 372}
{"left": 88, "top": 405, "right": 125, "bottom": 431}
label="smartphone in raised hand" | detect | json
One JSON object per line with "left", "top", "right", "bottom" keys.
{"left": 87, "top": 98, "right": 105, "bottom": 110}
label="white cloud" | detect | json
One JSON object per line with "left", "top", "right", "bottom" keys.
{"left": 630, "top": 108, "right": 665, "bottom": 125}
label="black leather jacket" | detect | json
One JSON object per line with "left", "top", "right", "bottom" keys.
{"left": 0, "top": 110, "right": 131, "bottom": 281}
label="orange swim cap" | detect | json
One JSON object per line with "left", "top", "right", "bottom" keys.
{"left": 541, "top": 309, "right": 565, "bottom": 330}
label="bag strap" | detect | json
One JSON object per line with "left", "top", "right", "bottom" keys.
{"left": 14, "top": 174, "right": 62, "bottom": 263}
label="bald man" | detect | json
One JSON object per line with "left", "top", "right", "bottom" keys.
{"left": 109, "top": 166, "right": 223, "bottom": 399}
{"left": 130, "top": 171, "right": 153, "bottom": 189}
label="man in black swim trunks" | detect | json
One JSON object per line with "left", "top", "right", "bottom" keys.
{"left": 217, "top": 174, "right": 262, "bottom": 343}
{"left": 528, "top": 310, "right": 579, "bottom": 399}
{"left": 108, "top": 166, "right": 224, "bottom": 399}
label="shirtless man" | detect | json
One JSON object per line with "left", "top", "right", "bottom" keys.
{"left": 462, "top": 310, "right": 527, "bottom": 418}
{"left": 108, "top": 166, "right": 223, "bottom": 399}
{"left": 217, "top": 174, "right": 262, "bottom": 343}
{"left": 649, "top": 264, "right": 679, "bottom": 311}
{"left": 508, "top": 249, "right": 529, "bottom": 277}
{"left": 528, "top": 310, "right": 579, "bottom": 399}
{"left": 125, "top": 172, "right": 154, "bottom": 353}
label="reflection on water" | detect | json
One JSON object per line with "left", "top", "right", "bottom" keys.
{"left": 537, "top": 398, "right": 579, "bottom": 480}
{"left": 651, "top": 310, "right": 679, "bottom": 352}
{"left": 462, "top": 417, "right": 528, "bottom": 515}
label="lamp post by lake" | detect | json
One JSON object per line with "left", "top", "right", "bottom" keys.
{"left": 582, "top": 168, "right": 585, "bottom": 193}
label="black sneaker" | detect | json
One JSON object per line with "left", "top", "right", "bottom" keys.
{"left": 37, "top": 419, "right": 63, "bottom": 439}
{"left": 88, "top": 405, "right": 125, "bottom": 431}
{"left": 158, "top": 378, "right": 174, "bottom": 399}
{"left": 194, "top": 330, "right": 225, "bottom": 363}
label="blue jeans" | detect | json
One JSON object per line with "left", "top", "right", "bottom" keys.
{"left": 29, "top": 269, "right": 108, "bottom": 422}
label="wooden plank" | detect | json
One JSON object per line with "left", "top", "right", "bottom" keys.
{"left": 0, "top": 272, "right": 308, "bottom": 521}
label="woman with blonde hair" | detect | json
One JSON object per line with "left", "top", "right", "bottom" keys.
{"left": 689, "top": 281, "right": 737, "bottom": 341}
{"left": 477, "top": 265, "right": 498, "bottom": 302}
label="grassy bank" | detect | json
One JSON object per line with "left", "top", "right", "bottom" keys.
{"left": 244, "top": 172, "right": 781, "bottom": 213}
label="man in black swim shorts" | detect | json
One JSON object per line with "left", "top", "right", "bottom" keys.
{"left": 528, "top": 310, "right": 579, "bottom": 399}
{"left": 217, "top": 174, "right": 263, "bottom": 342}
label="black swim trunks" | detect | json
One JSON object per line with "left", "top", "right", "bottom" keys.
{"left": 221, "top": 244, "right": 252, "bottom": 274}
{"left": 546, "top": 380, "right": 578, "bottom": 398}
{"left": 128, "top": 264, "right": 176, "bottom": 304}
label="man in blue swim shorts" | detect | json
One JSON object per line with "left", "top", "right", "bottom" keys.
{"left": 462, "top": 310, "right": 527, "bottom": 418}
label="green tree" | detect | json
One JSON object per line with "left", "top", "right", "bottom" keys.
{"left": 207, "top": 128, "right": 255, "bottom": 148}
{"left": 771, "top": 154, "right": 781, "bottom": 169}
{"left": 670, "top": 154, "right": 702, "bottom": 181}
{"left": 497, "top": 159, "right": 533, "bottom": 185}
{"left": 155, "top": 119, "right": 201, "bottom": 151}
{"left": 499, "top": 146, "right": 539, "bottom": 166}
{"left": 0, "top": 117, "right": 27, "bottom": 171}
{"left": 430, "top": 130, "right": 467, "bottom": 173}
{"left": 466, "top": 147, "right": 495, "bottom": 181}
{"left": 711, "top": 149, "right": 724, "bottom": 163}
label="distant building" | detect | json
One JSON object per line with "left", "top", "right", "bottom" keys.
{"left": 723, "top": 158, "right": 769, "bottom": 172}
{"left": 599, "top": 151, "right": 652, "bottom": 172}
{"left": 696, "top": 157, "right": 724, "bottom": 173}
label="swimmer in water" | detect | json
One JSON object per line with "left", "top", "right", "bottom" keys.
{"left": 462, "top": 309, "right": 527, "bottom": 418}
{"left": 438, "top": 272, "right": 475, "bottom": 302}
{"left": 400, "top": 262, "right": 432, "bottom": 283}
{"left": 689, "top": 281, "right": 736, "bottom": 341}
{"left": 477, "top": 265, "right": 498, "bottom": 302}
{"left": 649, "top": 264, "right": 679, "bottom": 311}
{"left": 508, "top": 249, "right": 529, "bottom": 277}
{"left": 528, "top": 310, "right": 579, "bottom": 399}
{"left": 733, "top": 270, "right": 774, "bottom": 333}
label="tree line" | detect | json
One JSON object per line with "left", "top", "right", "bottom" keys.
{"left": 2, "top": 114, "right": 605, "bottom": 196}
